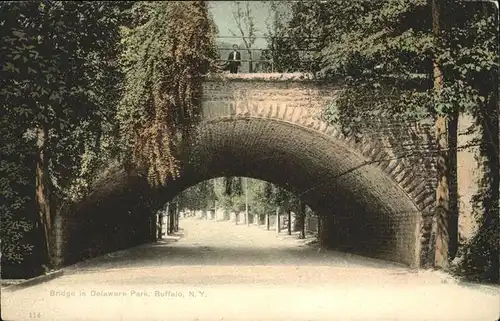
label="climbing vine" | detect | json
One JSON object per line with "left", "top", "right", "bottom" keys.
{"left": 117, "top": 1, "right": 218, "bottom": 187}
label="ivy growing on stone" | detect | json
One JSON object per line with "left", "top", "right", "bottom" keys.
{"left": 117, "top": 1, "right": 218, "bottom": 187}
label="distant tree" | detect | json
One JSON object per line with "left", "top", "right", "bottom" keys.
{"left": 262, "top": 1, "right": 328, "bottom": 73}
{"left": 176, "top": 180, "right": 216, "bottom": 212}
{"left": 229, "top": 1, "right": 258, "bottom": 73}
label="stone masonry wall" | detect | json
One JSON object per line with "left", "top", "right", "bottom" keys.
{"left": 200, "top": 73, "right": 437, "bottom": 267}
{"left": 55, "top": 169, "right": 156, "bottom": 267}
{"left": 53, "top": 73, "right": 481, "bottom": 269}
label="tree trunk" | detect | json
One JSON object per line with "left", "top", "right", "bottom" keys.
{"left": 158, "top": 210, "right": 163, "bottom": 239}
{"left": 245, "top": 177, "right": 249, "bottom": 226}
{"left": 168, "top": 203, "right": 175, "bottom": 235}
{"left": 174, "top": 202, "right": 179, "bottom": 232}
{"left": 266, "top": 212, "right": 270, "bottom": 230}
{"left": 432, "top": 0, "right": 450, "bottom": 269}
{"left": 149, "top": 215, "right": 156, "bottom": 243}
{"left": 213, "top": 178, "right": 218, "bottom": 220}
{"left": 448, "top": 109, "right": 459, "bottom": 260}
{"left": 299, "top": 201, "right": 306, "bottom": 239}
{"left": 317, "top": 215, "right": 321, "bottom": 239}
{"left": 166, "top": 203, "right": 170, "bottom": 234}
{"left": 276, "top": 207, "right": 280, "bottom": 233}
{"left": 287, "top": 209, "right": 292, "bottom": 235}
{"left": 35, "top": 124, "right": 52, "bottom": 267}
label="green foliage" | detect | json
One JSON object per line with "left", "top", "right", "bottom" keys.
{"left": 177, "top": 177, "right": 303, "bottom": 215}
{"left": 175, "top": 180, "right": 216, "bottom": 211}
{"left": 274, "top": 1, "right": 497, "bottom": 131}
{"left": 454, "top": 52, "right": 499, "bottom": 282}
{"left": 117, "top": 1, "right": 218, "bottom": 187}
{"left": 252, "top": 181, "right": 297, "bottom": 214}
{"left": 223, "top": 177, "right": 244, "bottom": 196}
{"left": 1, "top": 1, "right": 126, "bottom": 199}
{"left": 261, "top": 1, "right": 324, "bottom": 73}
{"left": 352, "top": 2, "right": 492, "bottom": 124}
{"left": 215, "top": 177, "right": 244, "bottom": 212}
{"left": 455, "top": 172, "right": 499, "bottom": 283}
{"left": 0, "top": 114, "right": 35, "bottom": 263}
{"left": 1, "top": 1, "right": 126, "bottom": 266}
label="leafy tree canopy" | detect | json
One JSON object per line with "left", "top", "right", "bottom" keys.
{"left": 286, "top": 1, "right": 496, "bottom": 131}
{"left": 1, "top": 1, "right": 127, "bottom": 266}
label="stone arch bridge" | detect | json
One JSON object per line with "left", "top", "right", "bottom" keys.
{"left": 54, "top": 73, "right": 447, "bottom": 270}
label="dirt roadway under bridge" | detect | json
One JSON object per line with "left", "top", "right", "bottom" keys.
{"left": 2, "top": 218, "right": 499, "bottom": 321}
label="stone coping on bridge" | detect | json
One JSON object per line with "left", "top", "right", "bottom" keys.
{"left": 202, "top": 72, "right": 428, "bottom": 84}
{"left": 204, "top": 72, "right": 323, "bottom": 82}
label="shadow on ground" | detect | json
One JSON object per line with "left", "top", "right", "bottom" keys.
{"left": 64, "top": 231, "right": 408, "bottom": 275}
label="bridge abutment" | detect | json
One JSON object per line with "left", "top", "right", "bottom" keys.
{"left": 51, "top": 172, "right": 158, "bottom": 267}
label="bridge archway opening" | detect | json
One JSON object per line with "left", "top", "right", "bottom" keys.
{"left": 147, "top": 116, "right": 422, "bottom": 266}
{"left": 64, "top": 103, "right": 423, "bottom": 269}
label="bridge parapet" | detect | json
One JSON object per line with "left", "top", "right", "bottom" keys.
{"left": 202, "top": 73, "right": 340, "bottom": 121}
{"left": 204, "top": 72, "right": 318, "bottom": 81}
